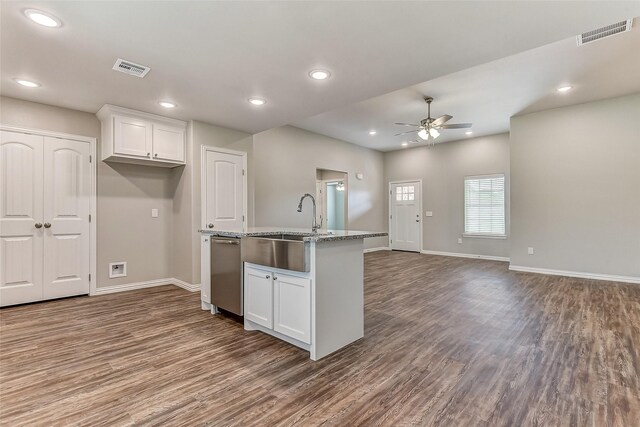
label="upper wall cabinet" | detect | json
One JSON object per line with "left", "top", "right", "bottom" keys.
{"left": 97, "top": 104, "right": 186, "bottom": 167}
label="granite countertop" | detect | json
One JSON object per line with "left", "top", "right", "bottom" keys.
{"left": 198, "top": 227, "right": 387, "bottom": 242}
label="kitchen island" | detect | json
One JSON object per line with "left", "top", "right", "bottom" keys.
{"left": 200, "top": 228, "right": 387, "bottom": 360}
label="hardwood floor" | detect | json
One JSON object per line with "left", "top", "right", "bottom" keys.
{"left": 1, "top": 251, "right": 639, "bottom": 426}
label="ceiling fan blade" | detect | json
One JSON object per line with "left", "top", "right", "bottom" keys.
{"left": 394, "top": 130, "right": 419, "bottom": 136}
{"left": 439, "top": 123, "right": 472, "bottom": 129}
{"left": 394, "top": 122, "right": 420, "bottom": 127}
{"left": 431, "top": 115, "right": 452, "bottom": 126}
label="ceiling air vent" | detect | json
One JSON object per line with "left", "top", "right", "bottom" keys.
{"left": 576, "top": 19, "right": 633, "bottom": 46}
{"left": 112, "top": 58, "right": 151, "bottom": 78}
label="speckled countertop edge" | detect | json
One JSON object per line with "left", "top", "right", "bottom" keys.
{"left": 198, "top": 229, "right": 388, "bottom": 242}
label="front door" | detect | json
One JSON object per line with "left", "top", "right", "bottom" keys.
{"left": 203, "top": 148, "right": 245, "bottom": 231}
{"left": 390, "top": 181, "right": 421, "bottom": 252}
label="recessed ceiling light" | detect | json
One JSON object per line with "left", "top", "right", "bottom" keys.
{"left": 401, "top": 142, "right": 409, "bottom": 147}
{"left": 248, "top": 98, "right": 266, "bottom": 106}
{"left": 24, "top": 9, "right": 62, "bottom": 27}
{"left": 557, "top": 85, "right": 572, "bottom": 92}
{"left": 14, "top": 78, "right": 41, "bottom": 88}
{"left": 159, "top": 101, "right": 177, "bottom": 108}
{"left": 369, "top": 130, "right": 377, "bottom": 135}
{"left": 465, "top": 131, "right": 473, "bottom": 135}
{"left": 309, "top": 69, "right": 331, "bottom": 80}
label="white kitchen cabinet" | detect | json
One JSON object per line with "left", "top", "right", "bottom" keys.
{"left": 97, "top": 104, "right": 186, "bottom": 167}
{"left": 244, "top": 264, "right": 312, "bottom": 344}
{"left": 244, "top": 266, "right": 274, "bottom": 328}
{"left": 274, "top": 273, "right": 311, "bottom": 344}
{"left": 113, "top": 115, "right": 152, "bottom": 159}
{"left": 153, "top": 123, "right": 185, "bottom": 163}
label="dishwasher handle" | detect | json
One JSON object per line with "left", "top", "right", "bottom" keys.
{"left": 212, "top": 240, "right": 240, "bottom": 245}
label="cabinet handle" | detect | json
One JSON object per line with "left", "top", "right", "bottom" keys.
{"left": 34, "top": 222, "right": 43, "bottom": 229}
{"left": 265, "top": 275, "right": 270, "bottom": 279}
{"left": 154, "top": 153, "right": 158, "bottom": 157}
{"left": 207, "top": 223, "right": 214, "bottom": 229}
{"left": 273, "top": 276, "right": 277, "bottom": 280}
{"left": 44, "top": 222, "right": 51, "bottom": 229}
{"left": 147, "top": 152, "right": 151, "bottom": 157}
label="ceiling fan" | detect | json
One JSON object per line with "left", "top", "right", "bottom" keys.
{"left": 395, "top": 97, "right": 472, "bottom": 146}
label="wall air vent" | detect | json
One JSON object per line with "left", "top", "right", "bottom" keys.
{"left": 576, "top": 19, "right": 633, "bottom": 46}
{"left": 112, "top": 58, "right": 151, "bottom": 78}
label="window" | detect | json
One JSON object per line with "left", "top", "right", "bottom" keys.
{"left": 396, "top": 185, "right": 415, "bottom": 201}
{"left": 464, "top": 174, "right": 506, "bottom": 237}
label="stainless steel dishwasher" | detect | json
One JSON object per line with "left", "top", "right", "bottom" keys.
{"left": 210, "top": 237, "right": 242, "bottom": 315}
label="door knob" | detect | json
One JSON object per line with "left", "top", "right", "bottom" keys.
{"left": 34, "top": 222, "right": 43, "bottom": 229}
{"left": 207, "top": 223, "right": 214, "bottom": 229}
{"left": 44, "top": 222, "right": 51, "bottom": 228}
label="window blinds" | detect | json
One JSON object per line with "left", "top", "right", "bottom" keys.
{"left": 464, "top": 175, "right": 506, "bottom": 236}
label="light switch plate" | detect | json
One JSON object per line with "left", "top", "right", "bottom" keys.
{"left": 151, "top": 209, "right": 159, "bottom": 218}
{"left": 458, "top": 238, "right": 462, "bottom": 244}
{"left": 425, "top": 211, "right": 433, "bottom": 217}
{"left": 528, "top": 247, "right": 534, "bottom": 255}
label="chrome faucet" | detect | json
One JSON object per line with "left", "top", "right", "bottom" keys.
{"left": 297, "top": 193, "right": 323, "bottom": 233}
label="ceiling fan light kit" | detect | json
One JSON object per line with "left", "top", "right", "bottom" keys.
{"left": 394, "top": 96, "right": 472, "bottom": 147}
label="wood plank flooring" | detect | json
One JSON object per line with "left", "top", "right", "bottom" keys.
{"left": 1, "top": 251, "right": 639, "bottom": 426}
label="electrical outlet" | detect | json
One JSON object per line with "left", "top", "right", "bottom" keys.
{"left": 425, "top": 211, "right": 433, "bottom": 217}
{"left": 458, "top": 238, "right": 462, "bottom": 244}
{"left": 151, "top": 208, "right": 159, "bottom": 218}
{"left": 528, "top": 247, "right": 534, "bottom": 255}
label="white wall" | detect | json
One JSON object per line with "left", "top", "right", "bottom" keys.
{"left": 0, "top": 96, "right": 174, "bottom": 287}
{"left": 384, "top": 133, "right": 510, "bottom": 257}
{"left": 510, "top": 93, "right": 640, "bottom": 278}
{"left": 253, "top": 126, "right": 387, "bottom": 249}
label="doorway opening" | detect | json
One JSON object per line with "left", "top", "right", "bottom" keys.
{"left": 316, "top": 169, "right": 348, "bottom": 231}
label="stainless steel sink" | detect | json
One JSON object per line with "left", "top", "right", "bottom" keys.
{"left": 241, "top": 235, "right": 310, "bottom": 272}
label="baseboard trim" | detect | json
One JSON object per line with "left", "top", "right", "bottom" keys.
{"left": 93, "top": 278, "right": 200, "bottom": 295}
{"left": 420, "top": 250, "right": 509, "bottom": 262}
{"left": 364, "top": 247, "right": 391, "bottom": 253}
{"left": 171, "top": 278, "right": 201, "bottom": 292}
{"left": 508, "top": 265, "right": 640, "bottom": 285}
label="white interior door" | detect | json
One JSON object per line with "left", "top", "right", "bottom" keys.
{"left": 203, "top": 148, "right": 245, "bottom": 231}
{"left": 43, "top": 137, "right": 91, "bottom": 300}
{"left": 0, "top": 131, "right": 44, "bottom": 306}
{"left": 390, "top": 181, "right": 421, "bottom": 252}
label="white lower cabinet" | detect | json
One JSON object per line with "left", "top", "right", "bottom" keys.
{"left": 274, "top": 273, "right": 311, "bottom": 344}
{"left": 244, "top": 265, "right": 311, "bottom": 344}
{"left": 244, "top": 266, "right": 274, "bottom": 328}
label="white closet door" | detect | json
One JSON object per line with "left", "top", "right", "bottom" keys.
{"left": 43, "top": 137, "right": 91, "bottom": 299}
{"left": 0, "top": 131, "right": 44, "bottom": 306}
{"left": 203, "top": 149, "right": 245, "bottom": 231}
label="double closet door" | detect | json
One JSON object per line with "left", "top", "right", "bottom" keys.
{"left": 0, "top": 130, "right": 91, "bottom": 307}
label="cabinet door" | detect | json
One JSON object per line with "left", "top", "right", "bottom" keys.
{"left": 113, "top": 115, "right": 152, "bottom": 158}
{"left": 244, "top": 266, "right": 273, "bottom": 328}
{"left": 274, "top": 273, "right": 311, "bottom": 344}
{"left": 200, "top": 235, "right": 211, "bottom": 304}
{"left": 0, "top": 131, "right": 44, "bottom": 306}
{"left": 152, "top": 124, "right": 185, "bottom": 163}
